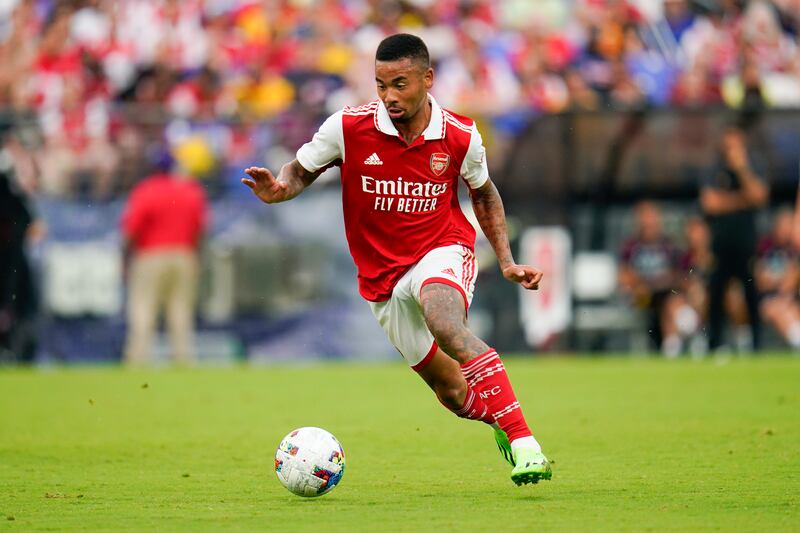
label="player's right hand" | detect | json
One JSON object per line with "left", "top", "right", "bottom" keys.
{"left": 242, "top": 167, "right": 291, "bottom": 204}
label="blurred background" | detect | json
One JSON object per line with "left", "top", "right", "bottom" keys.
{"left": 1, "top": 0, "right": 799, "bottom": 365}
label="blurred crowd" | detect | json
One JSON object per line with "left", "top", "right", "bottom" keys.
{"left": 616, "top": 121, "right": 800, "bottom": 357}
{"left": 0, "top": 0, "right": 799, "bottom": 199}
{"left": 619, "top": 200, "right": 800, "bottom": 357}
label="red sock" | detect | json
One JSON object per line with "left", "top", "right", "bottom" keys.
{"left": 461, "top": 349, "right": 532, "bottom": 442}
{"left": 442, "top": 386, "right": 495, "bottom": 424}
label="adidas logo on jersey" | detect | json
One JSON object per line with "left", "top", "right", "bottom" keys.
{"left": 364, "top": 153, "right": 383, "bottom": 165}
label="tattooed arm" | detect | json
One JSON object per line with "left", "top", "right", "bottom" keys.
{"left": 469, "top": 179, "right": 543, "bottom": 290}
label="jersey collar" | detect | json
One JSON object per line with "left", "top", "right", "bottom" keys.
{"left": 375, "top": 94, "right": 446, "bottom": 141}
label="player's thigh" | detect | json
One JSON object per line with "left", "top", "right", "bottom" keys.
{"left": 368, "top": 290, "right": 437, "bottom": 369}
{"left": 410, "top": 244, "right": 477, "bottom": 311}
{"left": 410, "top": 245, "right": 476, "bottom": 335}
{"left": 418, "top": 281, "right": 467, "bottom": 332}
{"left": 368, "top": 245, "right": 480, "bottom": 366}
{"left": 418, "top": 282, "right": 490, "bottom": 361}
{"left": 409, "top": 245, "right": 477, "bottom": 326}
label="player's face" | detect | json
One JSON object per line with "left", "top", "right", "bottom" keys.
{"left": 375, "top": 58, "right": 433, "bottom": 123}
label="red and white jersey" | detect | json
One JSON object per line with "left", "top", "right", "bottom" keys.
{"left": 296, "top": 94, "right": 489, "bottom": 302}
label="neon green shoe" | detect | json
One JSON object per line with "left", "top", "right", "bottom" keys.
{"left": 510, "top": 448, "right": 552, "bottom": 486}
{"left": 494, "top": 428, "right": 515, "bottom": 466}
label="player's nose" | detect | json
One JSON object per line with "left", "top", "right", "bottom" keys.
{"left": 383, "top": 89, "right": 399, "bottom": 105}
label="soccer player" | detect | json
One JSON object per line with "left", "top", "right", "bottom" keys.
{"left": 242, "top": 34, "right": 551, "bottom": 485}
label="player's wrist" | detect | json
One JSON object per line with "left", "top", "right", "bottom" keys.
{"left": 499, "top": 260, "right": 516, "bottom": 272}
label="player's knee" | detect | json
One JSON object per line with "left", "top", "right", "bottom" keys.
{"left": 430, "top": 326, "right": 469, "bottom": 351}
{"left": 428, "top": 328, "right": 488, "bottom": 365}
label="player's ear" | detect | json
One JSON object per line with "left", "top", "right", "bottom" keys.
{"left": 424, "top": 67, "right": 433, "bottom": 90}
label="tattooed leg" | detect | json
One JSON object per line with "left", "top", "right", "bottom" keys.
{"left": 420, "top": 281, "right": 541, "bottom": 471}
{"left": 418, "top": 282, "right": 496, "bottom": 423}
{"left": 419, "top": 282, "right": 488, "bottom": 364}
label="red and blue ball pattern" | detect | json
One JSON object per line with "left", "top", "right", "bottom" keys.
{"left": 274, "top": 427, "right": 345, "bottom": 497}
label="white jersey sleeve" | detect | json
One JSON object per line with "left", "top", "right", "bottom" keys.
{"left": 296, "top": 110, "right": 345, "bottom": 173}
{"left": 460, "top": 124, "right": 490, "bottom": 189}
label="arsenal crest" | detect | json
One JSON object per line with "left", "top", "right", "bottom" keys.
{"left": 430, "top": 153, "right": 450, "bottom": 176}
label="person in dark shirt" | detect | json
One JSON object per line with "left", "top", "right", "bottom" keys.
{"left": 755, "top": 209, "right": 800, "bottom": 350}
{"left": 0, "top": 137, "right": 38, "bottom": 363}
{"left": 619, "top": 201, "right": 690, "bottom": 356}
{"left": 700, "top": 125, "right": 769, "bottom": 352}
{"left": 680, "top": 215, "right": 751, "bottom": 353}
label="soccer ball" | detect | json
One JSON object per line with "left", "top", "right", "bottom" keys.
{"left": 274, "top": 427, "right": 345, "bottom": 497}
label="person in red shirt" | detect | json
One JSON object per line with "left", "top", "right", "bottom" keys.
{"left": 121, "top": 151, "right": 208, "bottom": 365}
{"left": 242, "top": 34, "right": 550, "bottom": 486}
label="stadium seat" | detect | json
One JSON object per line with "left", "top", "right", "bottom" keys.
{"left": 571, "top": 251, "right": 649, "bottom": 353}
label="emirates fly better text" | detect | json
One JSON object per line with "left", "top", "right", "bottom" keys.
{"left": 361, "top": 175, "right": 446, "bottom": 213}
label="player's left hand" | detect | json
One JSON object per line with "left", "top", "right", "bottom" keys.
{"left": 502, "top": 264, "right": 543, "bottom": 290}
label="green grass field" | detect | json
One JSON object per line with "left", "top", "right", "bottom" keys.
{"left": 1, "top": 356, "right": 798, "bottom": 531}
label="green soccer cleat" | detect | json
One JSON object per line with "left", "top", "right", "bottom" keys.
{"left": 510, "top": 448, "right": 552, "bottom": 486}
{"left": 494, "top": 428, "right": 515, "bottom": 466}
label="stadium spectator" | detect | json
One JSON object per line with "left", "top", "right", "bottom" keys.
{"left": 121, "top": 150, "right": 208, "bottom": 366}
{"left": 794, "top": 175, "right": 800, "bottom": 251}
{"left": 680, "top": 216, "right": 712, "bottom": 353}
{"left": 564, "top": 67, "right": 600, "bottom": 110}
{"left": 700, "top": 124, "right": 768, "bottom": 352}
{"left": 671, "top": 63, "right": 722, "bottom": 107}
{"left": 755, "top": 208, "right": 800, "bottom": 349}
{"left": 662, "top": 0, "right": 696, "bottom": 42}
{"left": 773, "top": 0, "right": 800, "bottom": 36}
{"left": 0, "top": 120, "right": 41, "bottom": 363}
{"left": 618, "top": 200, "right": 688, "bottom": 356}
{"left": 681, "top": 217, "right": 712, "bottom": 308}
{"left": 680, "top": 215, "right": 751, "bottom": 354}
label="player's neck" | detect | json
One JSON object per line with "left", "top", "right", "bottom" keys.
{"left": 393, "top": 101, "right": 431, "bottom": 146}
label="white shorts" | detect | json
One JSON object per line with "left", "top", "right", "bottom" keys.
{"left": 368, "top": 244, "right": 477, "bottom": 370}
